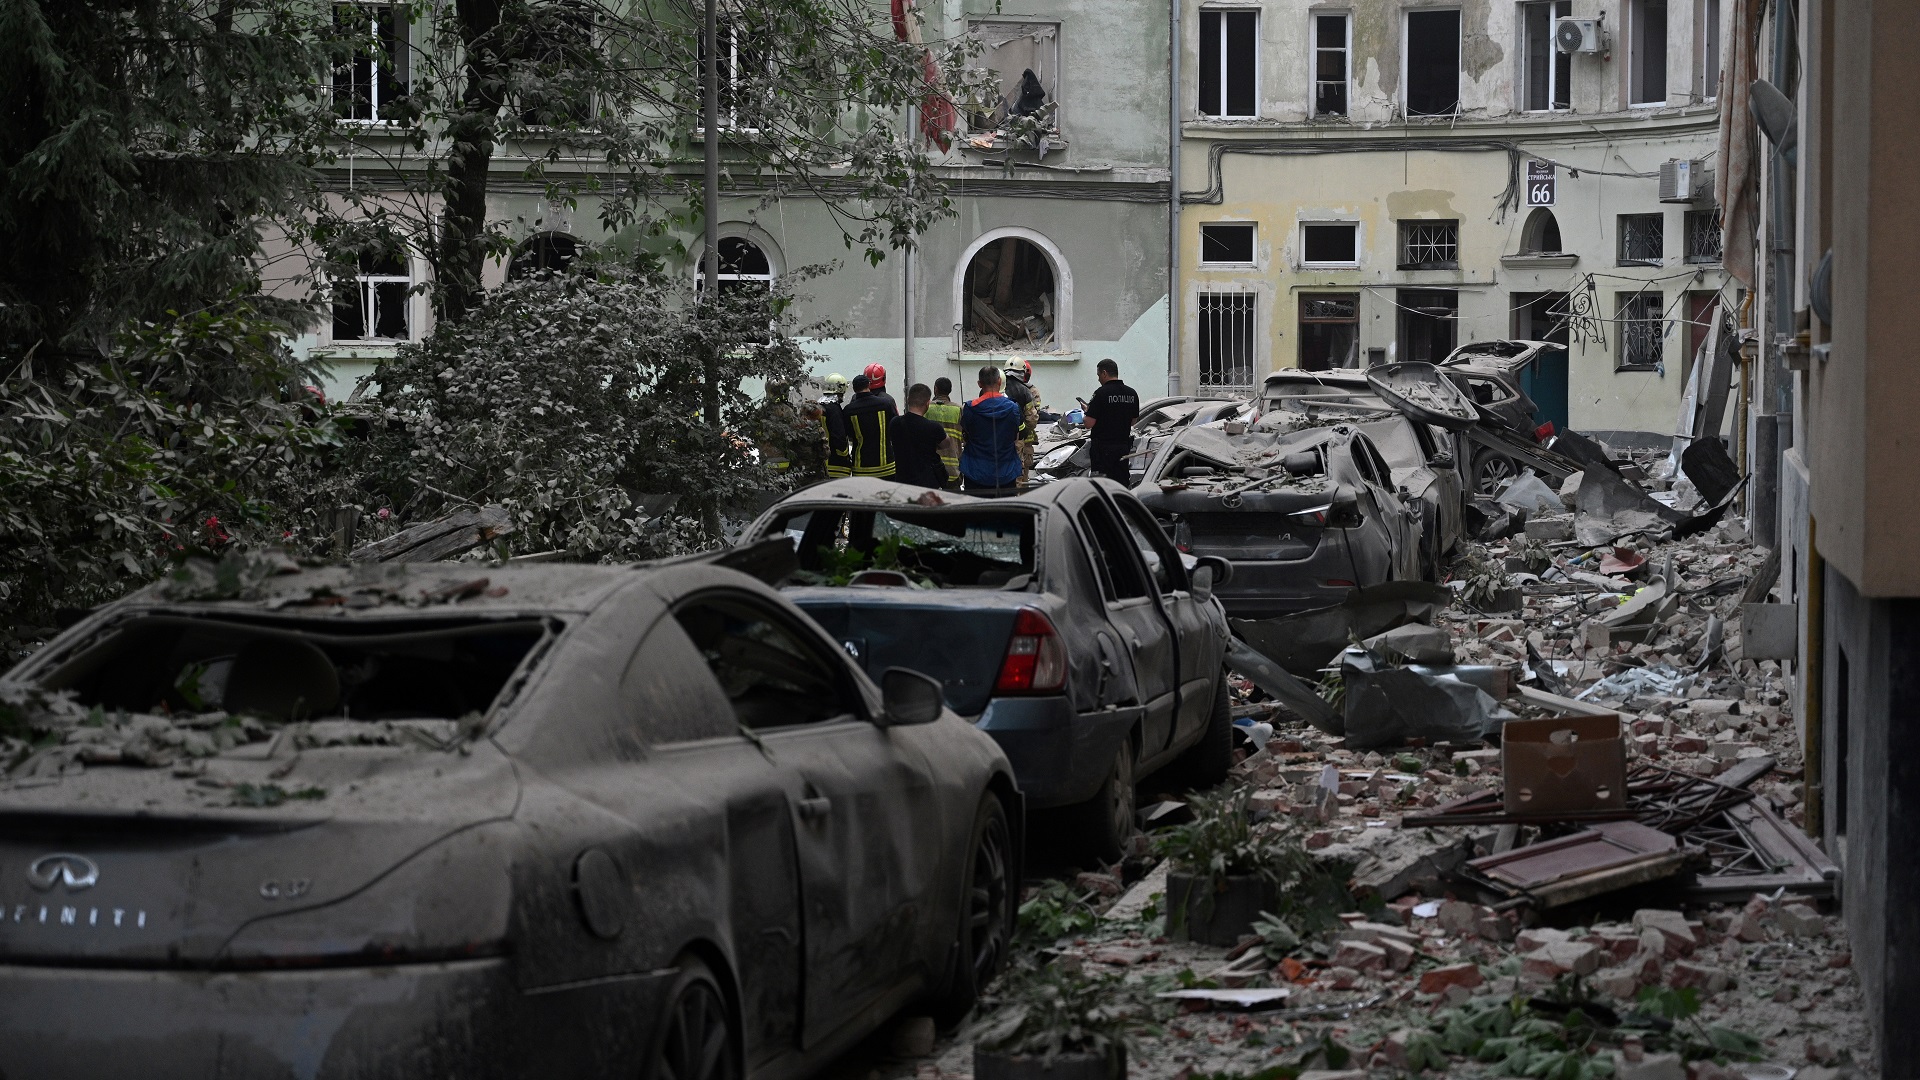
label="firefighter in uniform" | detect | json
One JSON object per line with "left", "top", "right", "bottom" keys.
{"left": 841, "top": 373, "right": 898, "bottom": 478}
{"left": 819, "top": 373, "right": 852, "bottom": 479}
{"left": 1002, "top": 357, "right": 1042, "bottom": 489}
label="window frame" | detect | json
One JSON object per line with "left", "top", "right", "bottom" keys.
{"left": 1615, "top": 291, "right": 1666, "bottom": 371}
{"left": 1617, "top": 213, "right": 1666, "bottom": 266}
{"left": 1311, "top": 11, "right": 1351, "bottom": 118}
{"left": 1397, "top": 219, "right": 1461, "bottom": 271}
{"left": 1402, "top": 7, "right": 1463, "bottom": 118}
{"left": 1197, "top": 7, "right": 1260, "bottom": 119}
{"left": 964, "top": 19, "right": 1064, "bottom": 142}
{"left": 1075, "top": 500, "right": 1153, "bottom": 604}
{"left": 1199, "top": 222, "right": 1259, "bottom": 268}
{"left": 332, "top": 1, "right": 409, "bottom": 125}
{"left": 1196, "top": 291, "right": 1258, "bottom": 394}
{"left": 1299, "top": 220, "right": 1360, "bottom": 268}
{"left": 1683, "top": 209, "right": 1723, "bottom": 265}
{"left": 330, "top": 250, "right": 413, "bottom": 344}
{"left": 1698, "top": 0, "right": 1722, "bottom": 102}
{"left": 1520, "top": 0, "right": 1574, "bottom": 112}
{"left": 1627, "top": 0, "right": 1670, "bottom": 107}
{"left": 669, "top": 589, "right": 870, "bottom": 731}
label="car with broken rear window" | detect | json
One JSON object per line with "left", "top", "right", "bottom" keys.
{"left": 1135, "top": 420, "right": 1424, "bottom": 619}
{"left": 1258, "top": 369, "right": 1464, "bottom": 576}
{"left": 740, "top": 477, "right": 1234, "bottom": 863}
{"left": 0, "top": 557, "right": 1019, "bottom": 1080}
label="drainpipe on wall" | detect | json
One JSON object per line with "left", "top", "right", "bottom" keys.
{"left": 1167, "top": 0, "right": 1182, "bottom": 396}
{"left": 904, "top": 102, "right": 919, "bottom": 387}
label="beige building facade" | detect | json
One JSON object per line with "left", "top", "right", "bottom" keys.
{"left": 1175, "top": 0, "right": 1732, "bottom": 436}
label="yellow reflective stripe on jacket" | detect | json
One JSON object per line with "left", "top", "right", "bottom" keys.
{"left": 926, "top": 401, "right": 962, "bottom": 474}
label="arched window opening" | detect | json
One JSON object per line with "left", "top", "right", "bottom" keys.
{"left": 1521, "top": 208, "right": 1563, "bottom": 255}
{"left": 962, "top": 237, "right": 1057, "bottom": 351}
{"left": 694, "top": 235, "right": 776, "bottom": 296}
{"left": 508, "top": 232, "right": 581, "bottom": 279}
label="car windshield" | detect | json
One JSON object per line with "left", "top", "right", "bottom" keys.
{"left": 771, "top": 507, "right": 1037, "bottom": 588}
{"left": 35, "top": 615, "right": 550, "bottom": 723}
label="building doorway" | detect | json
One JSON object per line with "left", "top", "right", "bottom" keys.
{"left": 1396, "top": 289, "right": 1457, "bottom": 363}
{"left": 1298, "top": 293, "right": 1359, "bottom": 370}
{"left": 1511, "top": 292, "right": 1571, "bottom": 432}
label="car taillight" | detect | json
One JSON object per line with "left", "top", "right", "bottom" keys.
{"left": 995, "top": 608, "right": 1067, "bottom": 694}
{"left": 1534, "top": 421, "right": 1556, "bottom": 441}
{"left": 1286, "top": 504, "right": 1334, "bottom": 527}
{"left": 1172, "top": 519, "right": 1192, "bottom": 553}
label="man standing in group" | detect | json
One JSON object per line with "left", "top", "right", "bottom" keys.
{"left": 1083, "top": 359, "right": 1140, "bottom": 486}
{"left": 959, "top": 366, "right": 1023, "bottom": 496}
{"left": 820, "top": 373, "right": 852, "bottom": 479}
{"left": 891, "top": 384, "right": 950, "bottom": 489}
{"left": 1002, "top": 358, "right": 1042, "bottom": 488}
{"left": 926, "top": 377, "right": 964, "bottom": 489}
{"left": 862, "top": 363, "right": 898, "bottom": 417}
{"left": 842, "top": 373, "right": 898, "bottom": 478}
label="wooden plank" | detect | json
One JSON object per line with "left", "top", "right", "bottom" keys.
{"left": 350, "top": 505, "right": 513, "bottom": 564}
{"left": 1512, "top": 684, "right": 1619, "bottom": 717}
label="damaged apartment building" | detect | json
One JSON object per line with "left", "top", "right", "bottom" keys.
{"left": 1176, "top": 0, "right": 1733, "bottom": 436}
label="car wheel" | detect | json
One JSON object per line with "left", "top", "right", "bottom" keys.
{"left": 649, "top": 956, "right": 740, "bottom": 1080}
{"left": 1472, "top": 449, "right": 1516, "bottom": 496}
{"left": 930, "top": 795, "right": 1016, "bottom": 1028}
{"left": 1070, "top": 735, "right": 1136, "bottom": 865}
{"left": 1171, "top": 674, "right": 1233, "bottom": 790}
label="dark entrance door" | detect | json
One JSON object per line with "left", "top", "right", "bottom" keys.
{"left": 1396, "top": 289, "right": 1457, "bottom": 363}
{"left": 1511, "top": 292, "right": 1570, "bottom": 433}
{"left": 1298, "top": 293, "right": 1360, "bottom": 370}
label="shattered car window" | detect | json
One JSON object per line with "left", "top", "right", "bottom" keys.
{"left": 38, "top": 615, "right": 549, "bottom": 724}
{"left": 672, "top": 598, "right": 856, "bottom": 729}
{"left": 773, "top": 508, "right": 1037, "bottom": 588}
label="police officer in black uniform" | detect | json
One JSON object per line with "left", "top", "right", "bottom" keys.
{"left": 1082, "top": 358, "right": 1140, "bottom": 486}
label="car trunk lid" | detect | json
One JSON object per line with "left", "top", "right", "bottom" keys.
{"left": 785, "top": 587, "right": 1039, "bottom": 716}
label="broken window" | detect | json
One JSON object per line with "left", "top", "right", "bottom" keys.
{"left": 1521, "top": 208, "right": 1563, "bottom": 254}
{"left": 1699, "top": 0, "right": 1721, "bottom": 99}
{"left": 1198, "top": 9, "right": 1258, "bottom": 118}
{"left": 1522, "top": 1, "right": 1573, "bottom": 111}
{"left": 333, "top": 249, "right": 411, "bottom": 342}
{"left": 42, "top": 614, "right": 549, "bottom": 724}
{"left": 1201, "top": 222, "right": 1256, "bottom": 264}
{"left": 1629, "top": 0, "right": 1668, "bottom": 105}
{"left": 696, "top": 236, "right": 775, "bottom": 296}
{"left": 1313, "top": 13, "right": 1349, "bottom": 116}
{"left": 508, "top": 232, "right": 581, "bottom": 280}
{"left": 771, "top": 507, "right": 1037, "bottom": 588}
{"left": 516, "top": 1, "right": 595, "bottom": 127}
{"left": 965, "top": 22, "right": 1060, "bottom": 145}
{"left": 1684, "top": 209, "right": 1722, "bottom": 264}
{"left": 333, "top": 3, "right": 408, "bottom": 122}
{"left": 1301, "top": 222, "right": 1359, "bottom": 266}
{"left": 673, "top": 597, "right": 857, "bottom": 729}
{"left": 1616, "top": 291, "right": 1666, "bottom": 369}
{"left": 1299, "top": 293, "right": 1360, "bottom": 370}
{"left": 1397, "top": 289, "right": 1458, "bottom": 363}
{"left": 1398, "top": 220, "right": 1459, "bottom": 270}
{"left": 1198, "top": 292, "right": 1257, "bottom": 392}
{"left": 962, "top": 236, "right": 1058, "bottom": 352}
{"left": 1404, "top": 9, "right": 1461, "bottom": 116}
{"left": 1618, "top": 213, "right": 1665, "bottom": 265}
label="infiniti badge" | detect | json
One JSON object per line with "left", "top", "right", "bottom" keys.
{"left": 27, "top": 853, "right": 99, "bottom": 893}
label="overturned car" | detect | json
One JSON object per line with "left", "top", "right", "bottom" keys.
{"left": 1135, "top": 421, "right": 1424, "bottom": 619}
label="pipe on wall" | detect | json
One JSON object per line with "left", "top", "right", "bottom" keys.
{"left": 1168, "top": 0, "right": 1182, "bottom": 396}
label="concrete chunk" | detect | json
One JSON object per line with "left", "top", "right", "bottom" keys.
{"left": 1418, "top": 962, "right": 1485, "bottom": 994}
{"left": 1330, "top": 939, "right": 1387, "bottom": 971}
{"left": 1632, "top": 909, "right": 1697, "bottom": 957}
{"left": 1522, "top": 940, "right": 1603, "bottom": 978}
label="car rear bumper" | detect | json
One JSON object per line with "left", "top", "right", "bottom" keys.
{"left": 0, "top": 957, "right": 673, "bottom": 1079}
{"left": 975, "top": 697, "right": 1140, "bottom": 809}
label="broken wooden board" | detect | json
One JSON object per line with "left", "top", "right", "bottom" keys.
{"left": 350, "top": 506, "right": 514, "bottom": 564}
{"left": 1464, "top": 820, "right": 1686, "bottom": 907}
{"left": 1681, "top": 800, "right": 1838, "bottom": 898}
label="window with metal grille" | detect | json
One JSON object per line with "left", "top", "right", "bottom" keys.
{"left": 1684, "top": 210, "right": 1723, "bottom": 264}
{"left": 1198, "top": 293, "right": 1257, "bottom": 392}
{"left": 1618, "top": 214, "right": 1665, "bottom": 265}
{"left": 333, "top": 3, "right": 408, "bottom": 122}
{"left": 332, "top": 250, "right": 410, "bottom": 342}
{"left": 1616, "top": 292, "right": 1665, "bottom": 369}
{"left": 1198, "top": 9, "right": 1258, "bottom": 118}
{"left": 1397, "top": 220, "right": 1459, "bottom": 270}
{"left": 1200, "top": 223, "right": 1256, "bottom": 265}
{"left": 1313, "top": 14, "right": 1349, "bottom": 116}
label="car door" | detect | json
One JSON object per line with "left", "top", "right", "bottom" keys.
{"left": 1353, "top": 435, "right": 1423, "bottom": 580}
{"left": 1413, "top": 421, "right": 1464, "bottom": 553}
{"left": 1072, "top": 494, "right": 1179, "bottom": 762}
{"left": 1110, "top": 492, "right": 1220, "bottom": 750}
{"left": 668, "top": 589, "right": 939, "bottom": 1050}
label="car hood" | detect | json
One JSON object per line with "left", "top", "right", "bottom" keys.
{"left": 0, "top": 736, "right": 519, "bottom": 967}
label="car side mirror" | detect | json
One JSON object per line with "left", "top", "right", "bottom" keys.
{"left": 1190, "top": 565, "right": 1214, "bottom": 600}
{"left": 879, "top": 667, "right": 945, "bottom": 726}
{"left": 1191, "top": 555, "right": 1233, "bottom": 600}
{"left": 1429, "top": 453, "right": 1454, "bottom": 469}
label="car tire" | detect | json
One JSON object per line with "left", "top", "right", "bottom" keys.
{"left": 1068, "top": 735, "right": 1136, "bottom": 865}
{"left": 1471, "top": 449, "right": 1517, "bottom": 497}
{"left": 648, "top": 955, "right": 741, "bottom": 1080}
{"left": 1171, "top": 674, "right": 1233, "bottom": 790}
{"left": 929, "top": 795, "right": 1016, "bottom": 1029}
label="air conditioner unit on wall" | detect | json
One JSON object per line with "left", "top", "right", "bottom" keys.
{"left": 1659, "top": 160, "right": 1713, "bottom": 203}
{"left": 1554, "top": 16, "right": 1605, "bottom": 54}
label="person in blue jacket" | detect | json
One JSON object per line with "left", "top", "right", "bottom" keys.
{"left": 959, "top": 365, "right": 1024, "bottom": 496}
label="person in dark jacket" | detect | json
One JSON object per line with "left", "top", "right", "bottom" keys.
{"left": 891, "top": 383, "right": 949, "bottom": 489}
{"left": 1082, "top": 358, "right": 1141, "bottom": 485}
{"left": 959, "top": 366, "right": 1023, "bottom": 496}
{"left": 841, "top": 374, "right": 897, "bottom": 478}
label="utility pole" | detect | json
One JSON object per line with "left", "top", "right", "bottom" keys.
{"left": 700, "top": 0, "right": 723, "bottom": 540}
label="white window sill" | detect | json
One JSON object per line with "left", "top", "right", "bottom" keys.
{"left": 1200, "top": 261, "right": 1259, "bottom": 270}
{"left": 951, "top": 350, "right": 1081, "bottom": 364}
{"left": 1501, "top": 253, "right": 1579, "bottom": 268}
{"left": 1300, "top": 262, "right": 1361, "bottom": 271}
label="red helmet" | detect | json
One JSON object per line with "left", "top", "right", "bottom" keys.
{"left": 862, "top": 363, "right": 887, "bottom": 390}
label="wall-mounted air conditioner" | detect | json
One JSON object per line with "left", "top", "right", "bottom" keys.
{"left": 1554, "top": 16, "right": 1605, "bottom": 54}
{"left": 1659, "top": 159, "right": 1713, "bottom": 203}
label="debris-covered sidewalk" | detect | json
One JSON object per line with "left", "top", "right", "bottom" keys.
{"left": 829, "top": 450, "right": 1875, "bottom": 1080}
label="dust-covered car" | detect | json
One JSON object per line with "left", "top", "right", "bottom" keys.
{"left": 1258, "top": 369, "right": 1464, "bottom": 575}
{"left": 0, "top": 558, "right": 1019, "bottom": 1080}
{"left": 1032, "top": 396, "right": 1250, "bottom": 486}
{"left": 1136, "top": 422, "right": 1423, "bottom": 618}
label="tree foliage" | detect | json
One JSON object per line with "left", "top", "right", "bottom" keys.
{"left": 320, "top": 266, "right": 818, "bottom": 558}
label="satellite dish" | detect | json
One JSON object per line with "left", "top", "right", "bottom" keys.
{"left": 1555, "top": 20, "right": 1586, "bottom": 53}
{"left": 1749, "top": 79, "right": 1799, "bottom": 164}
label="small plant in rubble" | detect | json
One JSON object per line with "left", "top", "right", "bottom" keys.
{"left": 1513, "top": 535, "right": 1555, "bottom": 573}
{"left": 1152, "top": 786, "right": 1350, "bottom": 931}
{"left": 1015, "top": 880, "right": 1101, "bottom": 945}
{"left": 1455, "top": 544, "right": 1516, "bottom": 610}
{"left": 974, "top": 961, "right": 1145, "bottom": 1066}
